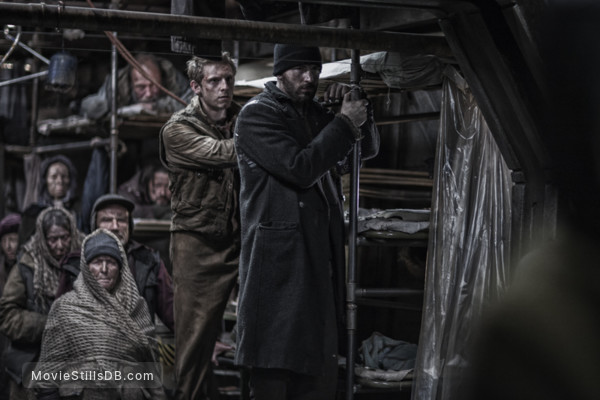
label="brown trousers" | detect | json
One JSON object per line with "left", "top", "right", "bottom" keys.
{"left": 170, "top": 231, "right": 239, "bottom": 400}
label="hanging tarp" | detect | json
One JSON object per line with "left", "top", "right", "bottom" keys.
{"left": 411, "top": 66, "right": 512, "bottom": 400}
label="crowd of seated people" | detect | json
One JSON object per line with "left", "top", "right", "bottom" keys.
{"left": 0, "top": 163, "right": 177, "bottom": 399}
{"left": 0, "top": 48, "right": 241, "bottom": 399}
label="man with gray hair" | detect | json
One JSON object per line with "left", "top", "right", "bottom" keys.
{"left": 160, "top": 52, "right": 240, "bottom": 400}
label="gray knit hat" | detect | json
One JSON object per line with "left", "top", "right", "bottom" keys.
{"left": 84, "top": 231, "right": 123, "bottom": 268}
{"left": 273, "top": 44, "right": 322, "bottom": 76}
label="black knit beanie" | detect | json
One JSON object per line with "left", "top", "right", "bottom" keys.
{"left": 273, "top": 44, "right": 322, "bottom": 76}
{"left": 84, "top": 231, "right": 123, "bottom": 268}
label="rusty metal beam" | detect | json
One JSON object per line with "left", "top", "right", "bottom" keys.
{"left": 0, "top": 2, "right": 452, "bottom": 57}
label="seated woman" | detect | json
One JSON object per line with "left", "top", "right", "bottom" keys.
{"left": 34, "top": 229, "right": 165, "bottom": 399}
{"left": 19, "top": 155, "right": 80, "bottom": 246}
{"left": 0, "top": 206, "right": 82, "bottom": 398}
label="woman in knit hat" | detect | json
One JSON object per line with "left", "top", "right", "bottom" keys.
{"left": 34, "top": 229, "right": 165, "bottom": 399}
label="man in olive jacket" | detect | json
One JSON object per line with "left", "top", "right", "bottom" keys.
{"left": 234, "top": 44, "right": 379, "bottom": 399}
{"left": 159, "top": 52, "right": 239, "bottom": 400}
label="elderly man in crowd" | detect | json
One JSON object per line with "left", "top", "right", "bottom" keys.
{"left": 78, "top": 53, "right": 193, "bottom": 120}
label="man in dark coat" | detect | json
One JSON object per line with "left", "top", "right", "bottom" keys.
{"left": 233, "top": 44, "right": 379, "bottom": 399}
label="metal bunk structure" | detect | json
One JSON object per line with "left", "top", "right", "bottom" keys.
{"left": 0, "top": 1, "right": 555, "bottom": 399}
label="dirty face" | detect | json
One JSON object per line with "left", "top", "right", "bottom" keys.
{"left": 148, "top": 171, "right": 171, "bottom": 206}
{"left": 89, "top": 255, "right": 120, "bottom": 291}
{"left": 96, "top": 205, "right": 130, "bottom": 245}
{"left": 131, "top": 63, "right": 162, "bottom": 103}
{"left": 277, "top": 64, "right": 321, "bottom": 104}
{"left": 1, "top": 232, "right": 18, "bottom": 263}
{"left": 45, "top": 224, "right": 71, "bottom": 261}
{"left": 192, "top": 63, "right": 234, "bottom": 114}
{"left": 46, "top": 162, "right": 70, "bottom": 200}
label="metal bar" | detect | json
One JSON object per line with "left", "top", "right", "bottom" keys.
{"left": 3, "top": 30, "right": 50, "bottom": 64}
{"left": 109, "top": 31, "right": 118, "bottom": 194}
{"left": 356, "top": 298, "right": 423, "bottom": 311}
{"left": 29, "top": 62, "right": 40, "bottom": 147}
{"left": 356, "top": 288, "right": 424, "bottom": 297}
{"left": 375, "top": 111, "right": 440, "bottom": 126}
{"left": 345, "top": 18, "right": 362, "bottom": 400}
{"left": 0, "top": 145, "right": 5, "bottom": 218}
{"left": 0, "top": 70, "right": 48, "bottom": 88}
{"left": 3, "top": 139, "right": 111, "bottom": 155}
{"left": 0, "top": 25, "right": 22, "bottom": 67}
{"left": 0, "top": 3, "right": 452, "bottom": 57}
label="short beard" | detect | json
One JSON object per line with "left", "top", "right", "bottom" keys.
{"left": 280, "top": 75, "right": 317, "bottom": 105}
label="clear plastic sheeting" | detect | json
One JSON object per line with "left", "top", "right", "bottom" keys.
{"left": 411, "top": 66, "right": 512, "bottom": 400}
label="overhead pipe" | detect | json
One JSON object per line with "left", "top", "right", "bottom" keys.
{"left": 0, "top": 2, "right": 452, "bottom": 57}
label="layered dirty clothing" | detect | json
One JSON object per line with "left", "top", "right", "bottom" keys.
{"left": 35, "top": 229, "right": 165, "bottom": 399}
{"left": 79, "top": 57, "right": 193, "bottom": 121}
{"left": 0, "top": 206, "right": 82, "bottom": 387}
{"left": 160, "top": 96, "right": 241, "bottom": 399}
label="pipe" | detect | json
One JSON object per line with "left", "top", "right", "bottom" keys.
{"left": 375, "top": 111, "right": 440, "bottom": 125}
{"left": 3, "top": 138, "right": 111, "bottom": 155}
{"left": 0, "top": 25, "right": 22, "bottom": 67}
{"left": 109, "top": 31, "right": 118, "bottom": 193}
{"left": 356, "top": 288, "right": 424, "bottom": 297}
{"left": 0, "top": 3, "right": 452, "bottom": 57}
{"left": 345, "top": 16, "right": 362, "bottom": 400}
{"left": 0, "top": 70, "right": 47, "bottom": 88}
{"left": 3, "top": 28, "right": 50, "bottom": 64}
{"left": 0, "top": 145, "right": 4, "bottom": 219}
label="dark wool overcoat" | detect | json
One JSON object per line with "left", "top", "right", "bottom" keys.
{"left": 233, "top": 82, "right": 379, "bottom": 375}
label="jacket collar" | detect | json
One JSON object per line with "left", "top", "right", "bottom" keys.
{"left": 189, "top": 96, "right": 241, "bottom": 128}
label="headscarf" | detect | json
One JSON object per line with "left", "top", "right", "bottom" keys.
{"left": 20, "top": 206, "right": 82, "bottom": 313}
{"left": 38, "top": 154, "right": 78, "bottom": 208}
{"left": 36, "top": 229, "right": 163, "bottom": 399}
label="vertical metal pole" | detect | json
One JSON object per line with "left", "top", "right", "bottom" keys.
{"left": 0, "top": 144, "right": 5, "bottom": 218}
{"left": 109, "top": 31, "right": 118, "bottom": 193}
{"left": 346, "top": 18, "right": 362, "bottom": 400}
{"left": 29, "top": 55, "right": 40, "bottom": 147}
